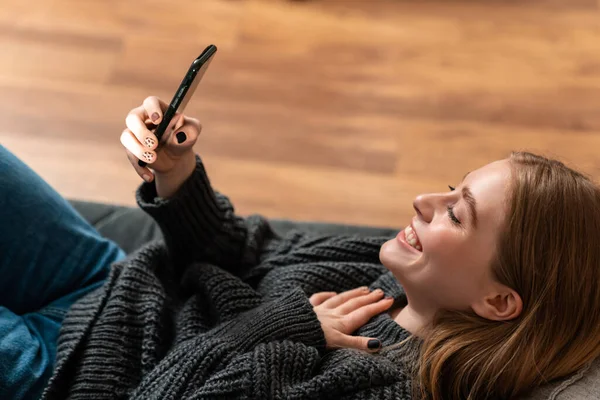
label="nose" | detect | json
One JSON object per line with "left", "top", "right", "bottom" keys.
{"left": 413, "top": 192, "right": 444, "bottom": 224}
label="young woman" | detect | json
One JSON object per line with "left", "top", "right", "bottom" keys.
{"left": 2, "top": 96, "right": 599, "bottom": 399}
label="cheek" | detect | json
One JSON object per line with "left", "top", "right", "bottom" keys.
{"left": 423, "top": 229, "right": 491, "bottom": 280}
{"left": 422, "top": 228, "right": 460, "bottom": 254}
{"left": 424, "top": 231, "right": 475, "bottom": 278}
{"left": 423, "top": 241, "right": 490, "bottom": 307}
{"left": 420, "top": 231, "right": 474, "bottom": 281}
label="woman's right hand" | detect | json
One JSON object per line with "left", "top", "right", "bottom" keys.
{"left": 310, "top": 287, "right": 394, "bottom": 353}
{"left": 120, "top": 96, "right": 202, "bottom": 198}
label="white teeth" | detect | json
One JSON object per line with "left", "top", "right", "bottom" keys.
{"left": 404, "top": 225, "right": 421, "bottom": 251}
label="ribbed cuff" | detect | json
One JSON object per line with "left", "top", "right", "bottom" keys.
{"left": 136, "top": 155, "right": 246, "bottom": 266}
{"left": 221, "top": 287, "right": 327, "bottom": 353}
{"left": 137, "top": 155, "right": 221, "bottom": 232}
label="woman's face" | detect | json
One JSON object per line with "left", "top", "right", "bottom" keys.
{"left": 380, "top": 159, "right": 512, "bottom": 314}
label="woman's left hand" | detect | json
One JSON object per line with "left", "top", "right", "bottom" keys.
{"left": 121, "top": 96, "right": 202, "bottom": 198}
{"left": 310, "top": 287, "right": 395, "bottom": 353}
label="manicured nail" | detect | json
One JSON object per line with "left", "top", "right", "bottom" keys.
{"left": 144, "top": 137, "right": 156, "bottom": 148}
{"left": 142, "top": 174, "right": 152, "bottom": 182}
{"left": 367, "top": 339, "right": 381, "bottom": 350}
{"left": 151, "top": 112, "right": 160, "bottom": 122}
{"left": 176, "top": 131, "right": 186, "bottom": 144}
{"left": 143, "top": 151, "right": 153, "bottom": 162}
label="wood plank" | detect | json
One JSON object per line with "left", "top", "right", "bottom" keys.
{"left": 0, "top": 27, "right": 120, "bottom": 83}
{"left": 2, "top": 0, "right": 600, "bottom": 228}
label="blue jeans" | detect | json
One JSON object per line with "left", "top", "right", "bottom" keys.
{"left": 0, "top": 145, "right": 125, "bottom": 399}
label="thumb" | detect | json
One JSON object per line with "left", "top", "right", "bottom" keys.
{"left": 165, "top": 117, "right": 200, "bottom": 155}
{"left": 342, "top": 335, "right": 382, "bottom": 353}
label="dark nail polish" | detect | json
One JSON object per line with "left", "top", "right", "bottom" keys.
{"left": 151, "top": 112, "right": 159, "bottom": 122}
{"left": 368, "top": 339, "right": 381, "bottom": 350}
{"left": 176, "top": 131, "right": 186, "bottom": 144}
{"left": 138, "top": 160, "right": 147, "bottom": 167}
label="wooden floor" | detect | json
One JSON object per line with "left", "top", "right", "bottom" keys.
{"left": 1, "top": 0, "right": 600, "bottom": 228}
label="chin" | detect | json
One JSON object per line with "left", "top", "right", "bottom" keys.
{"left": 379, "top": 236, "right": 423, "bottom": 274}
{"left": 379, "top": 238, "right": 400, "bottom": 271}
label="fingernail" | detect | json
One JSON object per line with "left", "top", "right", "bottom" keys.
{"left": 142, "top": 174, "right": 152, "bottom": 183}
{"left": 144, "top": 137, "right": 156, "bottom": 148}
{"left": 176, "top": 131, "right": 186, "bottom": 144}
{"left": 368, "top": 339, "right": 381, "bottom": 350}
{"left": 374, "top": 289, "right": 383, "bottom": 294}
{"left": 143, "top": 151, "right": 153, "bottom": 162}
{"left": 385, "top": 296, "right": 394, "bottom": 301}
{"left": 360, "top": 286, "right": 370, "bottom": 291}
{"left": 151, "top": 112, "right": 159, "bottom": 122}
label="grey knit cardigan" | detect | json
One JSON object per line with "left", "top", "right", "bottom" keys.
{"left": 42, "top": 156, "right": 414, "bottom": 400}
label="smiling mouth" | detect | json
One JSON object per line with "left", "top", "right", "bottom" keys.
{"left": 402, "top": 224, "right": 422, "bottom": 251}
{"left": 404, "top": 225, "right": 423, "bottom": 251}
{"left": 396, "top": 229, "right": 421, "bottom": 253}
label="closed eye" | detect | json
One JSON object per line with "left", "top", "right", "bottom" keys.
{"left": 447, "top": 206, "right": 461, "bottom": 225}
{"left": 447, "top": 185, "right": 461, "bottom": 225}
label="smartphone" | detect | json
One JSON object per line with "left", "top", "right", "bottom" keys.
{"left": 139, "top": 44, "right": 217, "bottom": 167}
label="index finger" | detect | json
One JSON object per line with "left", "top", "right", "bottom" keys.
{"left": 142, "top": 96, "right": 168, "bottom": 124}
{"left": 347, "top": 298, "right": 395, "bottom": 328}
{"left": 338, "top": 289, "right": 384, "bottom": 314}
{"left": 321, "top": 287, "right": 370, "bottom": 308}
{"left": 125, "top": 106, "right": 155, "bottom": 143}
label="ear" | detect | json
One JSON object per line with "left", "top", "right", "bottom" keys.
{"left": 471, "top": 287, "right": 523, "bottom": 321}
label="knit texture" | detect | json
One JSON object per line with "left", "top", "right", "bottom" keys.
{"left": 42, "top": 156, "right": 414, "bottom": 400}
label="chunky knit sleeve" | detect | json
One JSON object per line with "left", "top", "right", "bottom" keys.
{"left": 125, "top": 286, "right": 328, "bottom": 400}
{"left": 136, "top": 155, "right": 276, "bottom": 273}
{"left": 212, "top": 286, "right": 327, "bottom": 352}
{"left": 189, "top": 341, "right": 412, "bottom": 400}
{"left": 194, "top": 341, "right": 322, "bottom": 399}
{"left": 337, "top": 382, "right": 414, "bottom": 399}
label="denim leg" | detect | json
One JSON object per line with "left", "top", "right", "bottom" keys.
{"left": 0, "top": 145, "right": 125, "bottom": 399}
{"left": 0, "top": 145, "right": 125, "bottom": 313}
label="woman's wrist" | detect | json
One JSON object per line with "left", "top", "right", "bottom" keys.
{"left": 153, "top": 151, "right": 197, "bottom": 199}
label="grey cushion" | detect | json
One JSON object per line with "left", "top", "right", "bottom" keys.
{"left": 68, "top": 200, "right": 599, "bottom": 399}
{"left": 518, "top": 359, "right": 599, "bottom": 400}
{"left": 68, "top": 200, "right": 400, "bottom": 255}
{"left": 70, "top": 200, "right": 164, "bottom": 255}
